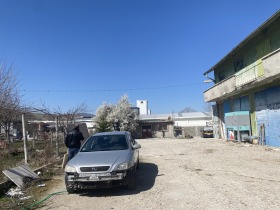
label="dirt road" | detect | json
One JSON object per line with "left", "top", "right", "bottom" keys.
{"left": 40, "top": 138, "right": 280, "bottom": 210}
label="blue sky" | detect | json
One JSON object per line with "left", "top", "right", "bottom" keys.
{"left": 0, "top": 1, "right": 279, "bottom": 114}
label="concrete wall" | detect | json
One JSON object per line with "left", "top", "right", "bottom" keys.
{"left": 184, "top": 127, "right": 204, "bottom": 137}
{"left": 204, "top": 76, "right": 236, "bottom": 102}
{"left": 262, "top": 49, "right": 280, "bottom": 78}
{"left": 151, "top": 124, "right": 174, "bottom": 138}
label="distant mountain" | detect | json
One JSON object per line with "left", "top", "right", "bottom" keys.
{"left": 76, "top": 113, "right": 95, "bottom": 118}
{"left": 178, "top": 107, "right": 197, "bottom": 113}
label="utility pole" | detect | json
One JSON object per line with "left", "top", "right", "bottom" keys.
{"left": 55, "top": 116, "right": 59, "bottom": 156}
{"left": 22, "top": 113, "right": 28, "bottom": 164}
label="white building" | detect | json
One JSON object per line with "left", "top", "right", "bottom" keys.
{"left": 136, "top": 100, "right": 149, "bottom": 115}
{"left": 173, "top": 112, "right": 211, "bottom": 127}
{"left": 138, "top": 112, "right": 212, "bottom": 138}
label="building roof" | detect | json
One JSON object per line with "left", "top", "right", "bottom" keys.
{"left": 203, "top": 9, "right": 280, "bottom": 75}
{"left": 139, "top": 113, "right": 172, "bottom": 120}
{"left": 139, "top": 112, "right": 211, "bottom": 121}
{"left": 177, "top": 112, "right": 211, "bottom": 118}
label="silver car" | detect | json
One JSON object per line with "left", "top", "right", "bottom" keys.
{"left": 64, "top": 131, "right": 141, "bottom": 193}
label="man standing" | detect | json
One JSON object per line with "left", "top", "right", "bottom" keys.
{"left": 64, "top": 125, "right": 84, "bottom": 160}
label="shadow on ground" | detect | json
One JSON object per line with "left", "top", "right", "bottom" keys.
{"left": 77, "top": 162, "right": 158, "bottom": 197}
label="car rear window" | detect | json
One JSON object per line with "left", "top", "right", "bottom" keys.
{"left": 80, "top": 135, "right": 128, "bottom": 152}
{"left": 203, "top": 127, "right": 213, "bottom": 131}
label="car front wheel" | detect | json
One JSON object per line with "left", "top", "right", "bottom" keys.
{"left": 65, "top": 175, "right": 75, "bottom": 193}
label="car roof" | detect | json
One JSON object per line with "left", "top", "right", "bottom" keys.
{"left": 93, "top": 131, "right": 128, "bottom": 137}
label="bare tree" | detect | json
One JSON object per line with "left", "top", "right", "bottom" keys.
{"left": 61, "top": 103, "right": 88, "bottom": 126}
{"left": 0, "top": 62, "right": 22, "bottom": 142}
{"left": 31, "top": 102, "right": 87, "bottom": 156}
{"left": 0, "top": 63, "right": 18, "bottom": 104}
{"left": 0, "top": 102, "right": 22, "bottom": 142}
{"left": 33, "top": 102, "right": 88, "bottom": 131}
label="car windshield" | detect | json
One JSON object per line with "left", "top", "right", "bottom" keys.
{"left": 80, "top": 134, "right": 129, "bottom": 152}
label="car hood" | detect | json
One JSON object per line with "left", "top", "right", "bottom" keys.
{"left": 68, "top": 150, "right": 130, "bottom": 169}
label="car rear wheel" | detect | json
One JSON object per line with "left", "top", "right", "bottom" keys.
{"left": 65, "top": 175, "right": 75, "bottom": 194}
{"left": 127, "top": 167, "right": 136, "bottom": 190}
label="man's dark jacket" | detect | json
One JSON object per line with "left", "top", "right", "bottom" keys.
{"left": 64, "top": 130, "right": 84, "bottom": 148}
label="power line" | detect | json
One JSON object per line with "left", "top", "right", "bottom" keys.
{"left": 19, "top": 82, "right": 204, "bottom": 93}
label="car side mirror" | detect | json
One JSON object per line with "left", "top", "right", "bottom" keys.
{"left": 132, "top": 144, "right": 141, "bottom": 150}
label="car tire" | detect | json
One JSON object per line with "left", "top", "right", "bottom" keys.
{"left": 127, "top": 167, "right": 136, "bottom": 190}
{"left": 136, "top": 156, "right": 140, "bottom": 169}
{"left": 65, "top": 175, "right": 75, "bottom": 194}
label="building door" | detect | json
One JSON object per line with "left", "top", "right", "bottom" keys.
{"left": 220, "top": 100, "right": 231, "bottom": 139}
{"left": 142, "top": 125, "right": 152, "bottom": 138}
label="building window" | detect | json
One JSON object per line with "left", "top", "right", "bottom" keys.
{"left": 223, "top": 99, "right": 231, "bottom": 114}
{"left": 233, "top": 95, "right": 249, "bottom": 111}
{"left": 218, "top": 71, "right": 225, "bottom": 82}
{"left": 142, "top": 125, "right": 151, "bottom": 132}
{"left": 234, "top": 58, "right": 244, "bottom": 72}
{"left": 256, "top": 38, "right": 271, "bottom": 59}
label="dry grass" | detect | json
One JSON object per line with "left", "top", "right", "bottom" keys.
{"left": 0, "top": 139, "right": 66, "bottom": 182}
{"left": 0, "top": 137, "right": 67, "bottom": 209}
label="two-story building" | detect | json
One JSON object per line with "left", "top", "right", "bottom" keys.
{"left": 203, "top": 10, "right": 280, "bottom": 146}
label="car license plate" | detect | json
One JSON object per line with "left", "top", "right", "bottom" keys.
{"left": 79, "top": 173, "right": 111, "bottom": 178}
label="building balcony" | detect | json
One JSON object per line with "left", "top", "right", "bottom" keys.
{"left": 204, "top": 76, "right": 236, "bottom": 102}
{"left": 204, "top": 48, "right": 280, "bottom": 102}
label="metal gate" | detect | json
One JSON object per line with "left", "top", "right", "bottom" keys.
{"left": 255, "top": 86, "right": 280, "bottom": 147}
{"left": 256, "top": 109, "right": 280, "bottom": 147}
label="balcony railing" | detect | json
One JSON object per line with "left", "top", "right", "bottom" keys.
{"left": 235, "top": 59, "right": 264, "bottom": 87}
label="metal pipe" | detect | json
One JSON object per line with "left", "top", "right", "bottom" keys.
{"left": 22, "top": 113, "right": 28, "bottom": 164}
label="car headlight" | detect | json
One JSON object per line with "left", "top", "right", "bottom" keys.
{"left": 65, "top": 165, "right": 77, "bottom": 173}
{"left": 113, "top": 161, "right": 133, "bottom": 171}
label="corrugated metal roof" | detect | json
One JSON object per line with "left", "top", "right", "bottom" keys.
{"left": 179, "top": 112, "right": 210, "bottom": 118}
{"left": 138, "top": 113, "right": 173, "bottom": 120}
{"left": 139, "top": 112, "right": 211, "bottom": 120}
{"left": 203, "top": 9, "right": 280, "bottom": 75}
{"left": 2, "top": 164, "right": 40, "bottom": 188}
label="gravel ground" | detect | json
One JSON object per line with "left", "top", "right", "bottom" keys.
{"left": 39, "top": 137, "right": 280, "bottom": 210}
